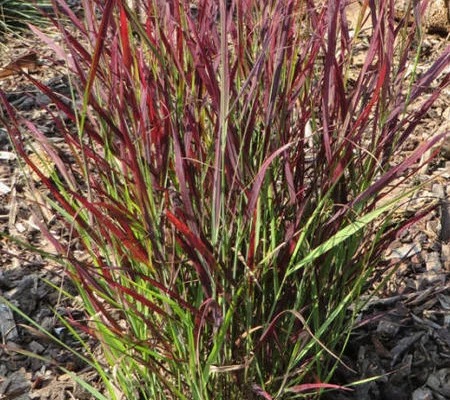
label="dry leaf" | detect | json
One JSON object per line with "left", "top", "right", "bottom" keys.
{"left": 0, "top": 53, "right": 38, "bottom": 79}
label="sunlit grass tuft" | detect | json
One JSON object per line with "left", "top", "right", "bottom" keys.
{"left": 1, "top": 0, "right": 450, "bottom": 398}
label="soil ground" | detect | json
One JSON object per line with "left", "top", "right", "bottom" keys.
{"left": 0, "top": 11, "right": 450, "bottom": 400}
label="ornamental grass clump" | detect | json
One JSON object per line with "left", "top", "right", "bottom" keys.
{"left": 2, "top": 0, "right": 450, "bottom": 398}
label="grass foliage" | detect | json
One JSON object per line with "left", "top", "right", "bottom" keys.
{"left": 2, "top": 0, "right": 450, "bottom": 398}
{"left": 0, "top": 0, "right": 52, "bottom": 33}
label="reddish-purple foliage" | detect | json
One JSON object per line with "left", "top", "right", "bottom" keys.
{"left": 1, "top": 0, "right": 449, "bottom": 396}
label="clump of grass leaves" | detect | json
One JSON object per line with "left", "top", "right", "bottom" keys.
{"left": 1, "top": 0, "right": 450, "bottom": 398}
{"left": 0, "top": 0, "right": 52, "bottom": 33}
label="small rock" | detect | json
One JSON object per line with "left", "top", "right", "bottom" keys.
{"left": 0, "top": 151, "right": 15, "bottom": 160}
{"left": 0, "top": 368, "right": 31, "bottom": 398}
{"left": 432, "top": 182, "right": 445, "bottom": 199}
{"left": 5, "top": 341, "right": 29, "bottom": 364}
{"left": 412, "top": 387, "right": 433, "bottom": 400}
{"left": 377, "top": 319, "right": 400, "bottom": 339}
{"left": 385, "top": 243, "right": 422, "bottom": 260}
{"left": 442, "top": 243, "right": 450, "bottom": 269}
{"left": 0, "top": 302, "right": 19, "bottom": 342}
{"left": 0, "top": 181, "right": 10, "bottom": 196}
{"left": 0, "top": 270, "right": 13, "bottom": 290}
{"left": 415, "top": 232, "right": 429, "bottom": 245}
{"left": 429, "top": 241, "right": 442, "bottom": 252}
{"left": 28, "top": 341, "right": 45, "bottom": 355}
{"left": 15, "top": 222, "right": 27, "bottom": 233}
{"left": 6, "top": 275, "right": 38, "bottom": 315}
{"left": 40, "top": 316, "right": 55, "bottom": 332}
{"left": 420, "top": 271, "right": 446, "bottom": 287}
{"left": 426, "top": 219, "right": 441, "bottom": 237}
{"left": 57, "top": 373, "right": 72, "bottom": 382}
{"left": 390, "top": 239, "right": 403, "bottom": 249}
{"left": 425, "top": 252, "right": 442, "bottom": 271}
{"left": 399, "top": 229, "right": 412, "bottom": 243}
{"left": 410, "top": 254, "right": 424, "bottom": 266}
{"left": 396, "top": 262, "right": 409, "bottom": 277}
{"left": 427, "top": 368, "right": 450, "bottom": 397}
